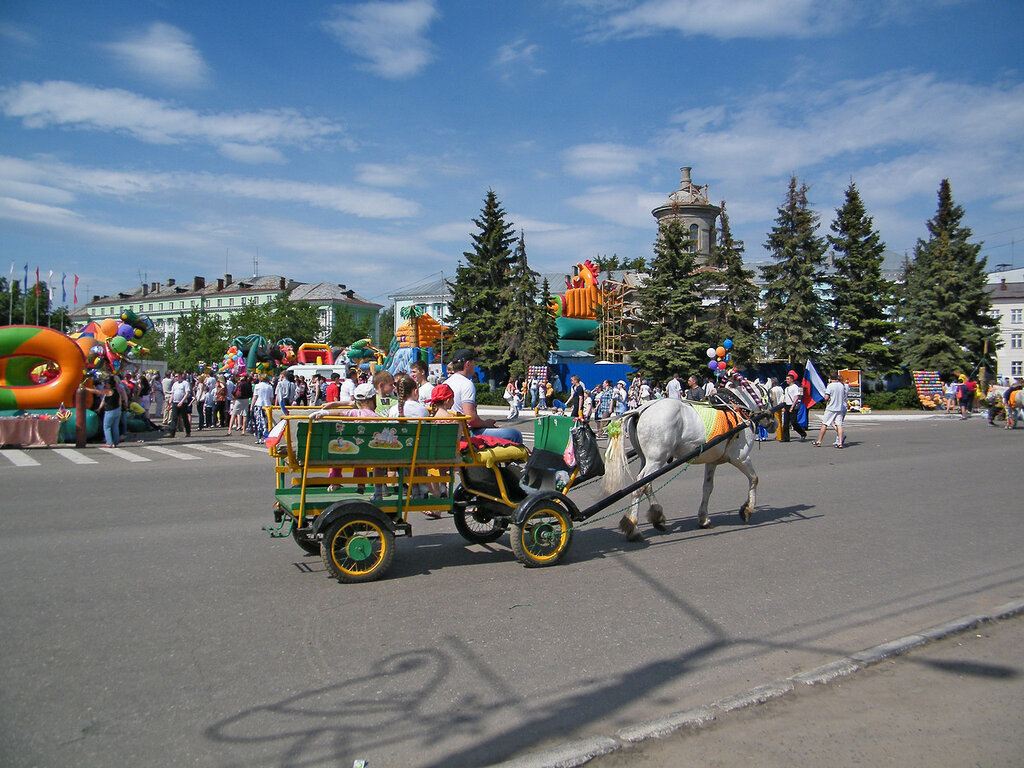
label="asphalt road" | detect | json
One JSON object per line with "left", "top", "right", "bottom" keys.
{"left": 1, "top": 413, "right": 1021, "bottom": 767}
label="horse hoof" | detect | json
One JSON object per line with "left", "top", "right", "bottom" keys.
{"left": 698, "top": 519, "right": 714, "bottom": 529}
{"left": 646, "top": 505, "right": 667, "bottom": 532}
{"left": 619, "top": 517, "right": 645, "bottom": 542}
{"left": 739, "top": 505, "right": 752, "bottom": 523}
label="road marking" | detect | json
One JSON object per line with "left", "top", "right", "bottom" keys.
{"left": 142, "top": 445, "right": 201, "bottom": 461}
{"left": 1, "top": 450, "right": 41, "bottom": 467}
{"left": 181, "top": 444, "right": 246, "bottom": 458}
{"left": 53, "top": 448, "right": 98, "bottom": 465}
{"left": 225, "top": 442, "right": 271, "bottom": 454}
{"left": 96, "top": 447, "right": 151, "bottom": 462}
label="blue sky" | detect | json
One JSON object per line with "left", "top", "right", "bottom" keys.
{"left": 2, "top": 0, "right": 1022, "bottom": 310}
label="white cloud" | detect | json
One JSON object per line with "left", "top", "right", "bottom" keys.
{"left": 102, "top": 23, "right": 211, "bottom": 89}
{"left": 356, "top": 162, "right": 416, "bottom": 187}
{"left": 0, "top": 155, "right": 420, "bottom": 218}
{"left": 579, "top": 0, "right": 851, "bottom": 40}
{"left": 0, "top": 81, "right": 341, "bottom": 150}
{"left": 563, "top": 142, "right": 647, "bottom": 180}
{"left": 0, "top": 22, "right": 37, "bottom": 48}
{"left": 0, "top": 196, "right": 207, "bottom": 248}
{"left": 323, "top": 0, "right": 438, "bottom": 79}
{"left": 495, "top": 39, "right": 546, "bottom": 79}
{"left": 218, "top": 143, "right": 286, "bottom": 164}
{"left": 565, "top": 185, "right": 662, "bottom": 228}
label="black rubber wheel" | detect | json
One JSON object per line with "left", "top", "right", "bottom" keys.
{"left": 510, "top": 501, "right": 573, "bottom": 568}
{"left": 451, "top": 485, "right": 506, "bottom": 544}
{"left": 320, "top": 513, "right": 395, "bottom": 583}
{"left": 292, "top": 523, "right": 320, "bottom": 555}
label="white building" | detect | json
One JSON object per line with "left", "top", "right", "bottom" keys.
{"left": 987, "top": 268, "right": 1024, "bottom": 379}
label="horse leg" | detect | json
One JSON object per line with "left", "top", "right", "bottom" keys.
{"left": 731, "top": 456, "right": 759, "bottom": 523}
{"left": 620, "top": 462, "right": 660, "bottom": 542}
{"left": 697, "top": 463, "right": 717, "bottom": 529}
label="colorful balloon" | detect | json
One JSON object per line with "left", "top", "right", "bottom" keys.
{"left": 723, "top": 339, "right": 733, "bottom": 349}
{"left": 708, "top": 360, "right": 718, "bottom": 371}
{"left": 717, "top": 360, "right": 727, "bottom": 370}
{"left": 716, "top": 346, "right": 726, "bottom": 358}
{"left": 706, "top": 347, "right": 717, "bottom": 359}
{"left": 99, "top": 318, "right": 119, "bottom": 338}
{"left": 109, "top": 336, "right": 128, "bottom": 354}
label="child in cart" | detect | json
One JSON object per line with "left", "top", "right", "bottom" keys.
{"left": 314, "top": 382, "right": 383, "bottom": 498}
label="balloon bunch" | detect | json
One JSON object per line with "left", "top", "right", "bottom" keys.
{"left": 219, "top": 345, "right": 248, "bottom": 375}
{"left": 706, "top": 339, "right": 734, "bottom": 377}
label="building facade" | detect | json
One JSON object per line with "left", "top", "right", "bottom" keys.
{"left": 651, "top": 166, "right": 721, "bottom": 264}
{"left": 71, "top": 274, "right": 380, "bottom": 341}
{"left": 987, "top": 267, "right": 1024, "bottom": 379}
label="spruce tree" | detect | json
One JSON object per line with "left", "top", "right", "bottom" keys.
{"left": 527, "top": 277, "right": 559, "bottom": 364}
{"left": 760, "top": 176, "right": 829, "bottom": 362}
{"left": 900, "top": 179, "right": 996, "bottom": 375}
{"left": 702, "top": 201, "right": 761, "bottom": 367}
{"left": 499, "top": 233, "right": 540, "bottom": 379}
{"left": 826, "top": 182, "right": 897, "bottom": 374}
{"left": 448, "top": 189, "right": 517, "bottom": 375}
{"left": 631, "top": 221, "right": 709, "bottom": 383}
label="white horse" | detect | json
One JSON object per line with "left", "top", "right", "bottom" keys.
{"left": 606, "top": 379, "right": 780, "bottom": 541}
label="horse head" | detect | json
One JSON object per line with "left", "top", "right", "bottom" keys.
{"left": 720, "top": 378, "right": 778, "bottom": 433}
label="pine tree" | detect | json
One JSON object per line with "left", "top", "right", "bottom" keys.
{"left": 760, "top": 176, "right": 829, "bottom": 362}
{"left": 631, "top": 221, "right": 709, "bottom": 382}
{"left": 826, "top": 182, "right": 898, "bottom": 374}
{"left": 499, "top": 233, "right": 540, "bottom": 379}
{"left": 527, "top": 277, "right": 559, "bottom": 364}
{"left": 448, "top": 189, "right": 517, "bottom": 376}
{"left": 900, "top": 179, "right": 996, "bottom": 375}
{"left": 702, "top": 201, "right": 761, "bottom": 367}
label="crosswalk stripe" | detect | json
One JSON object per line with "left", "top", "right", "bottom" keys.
{"left": 225, "top": 442, "right": 271, "bottom": 454}
{"left": 181, "top": 444, "right": 246, "bottom": 458}
{"left": 96, "top": 447, "right": 151, "bottom": 462}
{"left": 53, "top": 448, "right": 98, "bottom": 465}
{"left": 142, "top": 445, "right": 201, "bottom": 461}
{"left": 1, "top": 450, "right": 41, "bottom": 467}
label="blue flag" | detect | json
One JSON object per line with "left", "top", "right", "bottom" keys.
{"left": 23, "top": 263, "right": 28, "bottom": 291}
{"left": 62, "top": 273, "right": 67, "bottom": 303}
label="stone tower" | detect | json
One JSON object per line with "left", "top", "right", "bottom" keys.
{"left": 651, "top": 166, "right": 721, "bottom": 265}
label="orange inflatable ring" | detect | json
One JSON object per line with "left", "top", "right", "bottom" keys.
{"left": 0, "top": 325, "right": 86, "bottom": 410}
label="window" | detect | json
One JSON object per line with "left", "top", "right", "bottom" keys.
{"left": 1012, "top": 309, "right": 1023, "bottom": 324}
{"left": 148, "top": 303, "right": 153, "bottom": 311}
{"left": 191, "top": 300, "right": 196, "bottom": 308}
{"left": 1012, "top": 361, "right": 1023, "bottom": 376}
{"left": 217, "top": 299, "right": 222, "bottom": 307}
{"left": 689, "top": 223, "right": 699, "bottom": 252}
{"left": 229, "top": 298, "right": 234, "bottom": 306}
{"left": 1012, "top": 333, "right": 1023, "bottom": 350}
{"left": 179, "top": 301, "right": 184, "bottom": 309}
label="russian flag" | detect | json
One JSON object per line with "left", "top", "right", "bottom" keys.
{"left": 802, "top": 359, "right": 827, "bottom": 408}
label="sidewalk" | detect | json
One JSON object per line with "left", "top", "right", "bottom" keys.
{"left": 491, "top": 605, "right": 1024, "bottom": 768}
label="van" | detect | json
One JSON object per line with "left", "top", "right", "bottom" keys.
{"left": 286, "top": 363, "right": 350, "bottom": 381}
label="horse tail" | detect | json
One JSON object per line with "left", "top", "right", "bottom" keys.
{"left": 602, "top": 410, "right": 639, "bottom": 495}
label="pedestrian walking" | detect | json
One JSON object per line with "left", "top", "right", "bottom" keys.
{"left": 813, "top": 371, "right": 849, "bottom": 448}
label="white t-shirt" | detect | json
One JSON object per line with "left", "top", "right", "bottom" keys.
{"left": 387, "top": 400, "right": 429, "bottom": 418}
{"left": 824, "top": 380, "right": 848, "bottom": 413}
{"left": 445, "top": 372, "right": 476, "bottom": 414}
{"left": 417, "top": 381, "right": 434, "bottom": 402}
{"left": 339, "top": 378, "right": 356, "bottom": 402}
{"left": 252, "top": 381, "right": 274, "bottom": 407}
{"left": 784, "top": 383, "right": 802, "bottom": 406}
{"left": 666, "top": 378, "right": 682, "bottom": 400}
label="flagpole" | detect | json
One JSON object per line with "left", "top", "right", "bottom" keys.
{"left": 7, "top": 262, "right": 13, "bottom": 325}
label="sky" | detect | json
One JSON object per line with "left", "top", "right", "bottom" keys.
{"left": 2, "top": 0, "right": 1023, "bottom": 311}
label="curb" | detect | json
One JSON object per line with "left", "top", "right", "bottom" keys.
{"left": 484, "top": 598, "right": 1024, "bottom": 768}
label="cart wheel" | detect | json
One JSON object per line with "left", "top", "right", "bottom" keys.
{"left": 292, "top": 523, "right": 320, "bottom": 555}
{"left": 452, "top": 486, "right": 506, "bottom": 544}
{"left": 320, "top": 513, "right": 395, "bottom": 583}
{"left": 510, "top": 501, "right": 573, "bottom": 568}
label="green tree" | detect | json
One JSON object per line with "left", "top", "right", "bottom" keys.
{"left": 499, "top": 233, "right": 540, "bottom": 379}
{"left": 264, "top": 293, "right": 320, "bottom": 344}
{"left": 593, "top": 254, "right": 646, "bottom": 276}
{"left": 527, "top": 277, "right": 559, "bottom": 368}
{"left": 327, "top": 307, "right": 373, "bottom": 347}
{"left": 702, "top": 200, "right": 761, "bottom": 367}
{"left": 448, "top": 189, "right": 517, "bottom": 377}
{"left": 377, "top": 306, "right": 395, "bottom": 349}
{"left": 169, "top": 309, "right": 227, "bottom": 371}
{"left": 760, "top": 176, "right": 829, "bottom": 362}
{"left": 826, "top": 182, "right": 898, "bottom": 374}
{"left": 631, "top": 221, "right": 709, "bottom": 382}
{"left": 900, "top": 179, "right": 996, "bottom": 375}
